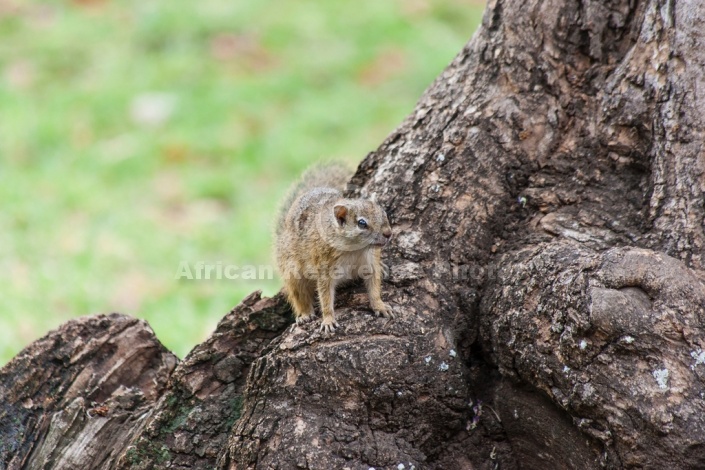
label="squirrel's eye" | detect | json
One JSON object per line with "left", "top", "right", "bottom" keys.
{"left": 357, "top": 218, "right": 368, "bottom": 229}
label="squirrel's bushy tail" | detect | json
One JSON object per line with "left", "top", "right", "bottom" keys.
{"left": 276, "top": 162, "right": 353, "bottom": 234}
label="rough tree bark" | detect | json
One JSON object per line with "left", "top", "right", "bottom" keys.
{"left": 2, "top": 0, "right": 705, "bottom": 468}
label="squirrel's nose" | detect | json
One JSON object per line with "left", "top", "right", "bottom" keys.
{"left": 382, "top": 227, "right": 392, "bottom": 239}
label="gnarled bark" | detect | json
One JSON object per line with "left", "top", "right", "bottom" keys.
{"left": 0, "top": 314, "right": 177, "bottom": 469}
{"left": 2, "top": 0, "right": 705, "bottom": 468}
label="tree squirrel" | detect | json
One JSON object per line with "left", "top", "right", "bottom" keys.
{"left": 275, "top": 164, "right": 394, "bottom": 333}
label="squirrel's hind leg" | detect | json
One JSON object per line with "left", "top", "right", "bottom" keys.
{"left": 284, "top": 278, "right": 315, "bottom": 324}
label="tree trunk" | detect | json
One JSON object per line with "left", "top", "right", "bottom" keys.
{"left": 3, "top": 0, "right": 705, "bottom": 468}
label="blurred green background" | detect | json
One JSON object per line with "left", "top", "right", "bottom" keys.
{"left": 0, "top": 0, "right": 483, "bottom": 364}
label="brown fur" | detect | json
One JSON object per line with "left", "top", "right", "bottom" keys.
{"left": 275, "top": 165, "right": 393, "bottom": 332}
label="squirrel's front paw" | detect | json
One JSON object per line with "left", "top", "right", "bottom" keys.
{"left": 319, "top": 317, "right": 339, "bottom": 333}
{"left": 373, "top": 302, "right": 395, "bottom": 319}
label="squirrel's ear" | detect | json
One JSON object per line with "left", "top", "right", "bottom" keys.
{"left": 333, "top": 204, "right": 347, "bottom": 226}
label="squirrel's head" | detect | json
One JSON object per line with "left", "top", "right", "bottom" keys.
{"left": 324, "top": 198, "right": 392, "bottom": 251}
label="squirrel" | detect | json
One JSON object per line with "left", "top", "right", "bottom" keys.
{"left": 275, "top": 163, "right": 394, "bottom": 333}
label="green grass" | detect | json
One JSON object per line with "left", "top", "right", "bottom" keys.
{"left": 0, "top": 0, "right": 483, "bottom": 364}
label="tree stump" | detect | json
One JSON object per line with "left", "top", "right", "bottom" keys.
{"left": 3, "top": 0, "right": 705, "bottom": 468}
